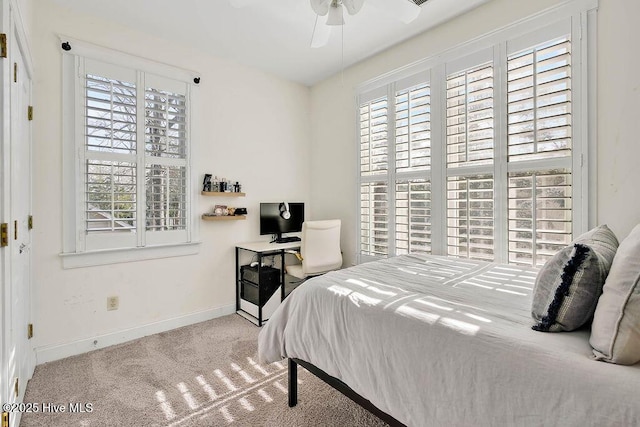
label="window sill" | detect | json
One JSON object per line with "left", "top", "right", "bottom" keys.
{"left": 60, "top": 241, "right": 201, "bottom": 269}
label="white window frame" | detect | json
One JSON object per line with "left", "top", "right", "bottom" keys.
{"left": 60, "top": 37, "right": 200, "bottom": 268}
{"left": 356, "top": 0, "right": 597, "bottom": 265}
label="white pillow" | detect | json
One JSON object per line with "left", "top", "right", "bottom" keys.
{"left": 590, "top": 224, "right": 640, "bottom": 365}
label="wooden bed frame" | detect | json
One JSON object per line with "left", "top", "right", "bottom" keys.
{"left": 288, "top": 358, "right": 406, "bottom": 427}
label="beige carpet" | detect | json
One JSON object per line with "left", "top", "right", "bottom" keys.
{"left": 21, "top": 314, "right": 387, "bottom": 426}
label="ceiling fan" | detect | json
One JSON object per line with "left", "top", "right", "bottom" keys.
{"left": 230, "top": 0, "right": 423, "bottom": 48}
{"left": 309, "top": 0, "right": 421, "bottom": 48}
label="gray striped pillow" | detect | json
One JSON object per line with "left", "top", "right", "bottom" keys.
{"left": 531, "top": 225, "right": 619, "bottom": 332}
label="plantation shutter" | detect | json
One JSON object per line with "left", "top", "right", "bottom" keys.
{"left": 395, "top": 83, "right": 431, "bottom": 173}
{"left": 446, "top": 61, "right": 494, "bottom": 168}
{"left": 395, "top": 80, "right": 432, "bottom": 255}
{"left": 144, "top": 75, "right": 189, "bottom": 245}
{"left": 507, "top": 37, "right": 572, "bottom": 162}
{"left": 395, "top": 179, "right": 431, "bottom": 255}
{"left": 445, "top": 56, "right": 495, "bottom": 261}
{"left": 360, "top": 182, "right": 389, "bottom": 256}
{"left": 355, "top": 16, "right": 588, "bottom": 267}
{"left": 84, "top": 60, "right": 138, "bottom": 250}
{"left": 81, "top": 60, "right": 191, "bottom": 250}
{"left": 359, "top": 90, "right": 389, "bottom": 257}
{"left": 144, "top": 74, "right": 188, "bottom": 241}
{"left": 447, "top": 175, "right": 494, "bottom": 260}
{"left": 507, "top": 169, "right": 572, "bottom": 266}
{"left": 506, "top": 31, "right": 573, "bottom": 266}
{"left": 360, "top": 95, "right": 388, "bottom": 178}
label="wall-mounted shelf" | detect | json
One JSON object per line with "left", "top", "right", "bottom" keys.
{"left": 202, "top": 215, "right": 247, "bottom": 221}
{"left": 201, "top": 191, "right": 245, "bottom": 197}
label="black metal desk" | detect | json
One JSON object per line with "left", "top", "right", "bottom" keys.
{"left": 235, "top": 241, "right": 302, "bottom": 325}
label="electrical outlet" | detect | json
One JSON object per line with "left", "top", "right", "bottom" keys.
{"left": 107, "top": 296, "right": 119, "bottom": 311}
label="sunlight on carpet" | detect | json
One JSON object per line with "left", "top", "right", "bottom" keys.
{"left": 159, "top": 358, "right": 303, "bottom": 426}
{"left": 20, "top": 314, "right": 387, "bottom": 427}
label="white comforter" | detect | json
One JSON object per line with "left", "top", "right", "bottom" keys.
{"left": 258, "top": 254, "right": 640, "bottom": 426}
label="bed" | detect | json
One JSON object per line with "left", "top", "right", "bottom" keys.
{"left": 258, "top": 253, "right": 640, "bottom": 426}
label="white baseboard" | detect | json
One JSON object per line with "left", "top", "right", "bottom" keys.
{"left": 35, "top": 304, "right": 236, "bottom": 365}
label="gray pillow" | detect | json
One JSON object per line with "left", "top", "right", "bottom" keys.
{"left": 531, "top": 225, "right": 619, "bottom": 332}
{"left": 590, "top": 224, "right": 640, "bottom": 365}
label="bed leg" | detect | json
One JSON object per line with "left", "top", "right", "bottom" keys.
{"left": 288, "top": 358, "right": 298, "bottom": 407}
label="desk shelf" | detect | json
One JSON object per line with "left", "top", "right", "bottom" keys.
{"left": 202, "top": 215, "right": 246, "bottom": 221}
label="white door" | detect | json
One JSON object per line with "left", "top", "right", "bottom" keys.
{"left": 7, "top": 20, "right": 33, "bottom": 418}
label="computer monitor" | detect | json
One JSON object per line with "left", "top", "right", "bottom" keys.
{"left": 260, "top": 202, "right": 304, "bottom": 242}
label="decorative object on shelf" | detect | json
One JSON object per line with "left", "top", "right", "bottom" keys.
{"left": 203, "top": 174, "right": 242, "bottom": 193}
{"left": 203, "top": 174, "right": 212, "bottom": 192}
{"left": 211, "top": 205, "right": 248, "bottom": 217}
{"left": 213, "top": 205, "right": 228, "bottom": 216}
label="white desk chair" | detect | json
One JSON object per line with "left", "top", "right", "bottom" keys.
{"left": 286, "top": 220, "right": 342, "bottom": 280}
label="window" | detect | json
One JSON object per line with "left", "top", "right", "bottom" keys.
{"left": 445, "top": 58, "right": 495, "bottom": 261}
{"left": 62, "top": 40, "right": 198, "bottom": 267}
{"left": 506, "top": 37, "right": 574, "bottom": 266}
{"left": 357, "top": 9, "right": 593, "bottom": 267}
{"left": 395, "top": 83, "right": 432, "bottom": 255}
{"left": 359, "top": 93, "right": 389, "bottom": 256}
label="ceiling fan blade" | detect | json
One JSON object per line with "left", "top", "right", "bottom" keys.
{"left": 311, "top": 14, "right": 332, "bottom": 48}
{"left": 229, "top": 0, "right": 260, "bottom": 8}
{"left": 310, "top": 0, "right": 331, "bottom": 16}
{"left": 342, "top": 0, "right": 365, "bottom": 15}
{"left": 371, "top": 0, "right": 421, "bottom": 23}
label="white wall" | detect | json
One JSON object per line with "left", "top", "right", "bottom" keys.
{"left": 31, "top": 0, "right": 311, "bottom": 360}
{"left": 596, "top": 0, "right": 640, "bottom": 238}
{"left": 310, "top": 0, "right": 640, "bottom": 266}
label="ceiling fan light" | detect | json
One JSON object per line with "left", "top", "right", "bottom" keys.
{"left": 326, "top": 4, "right": 344, "bottom": 26}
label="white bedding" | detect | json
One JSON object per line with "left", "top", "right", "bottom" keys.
{"left": 258, "top": 254, "right": 640, "bottom": 426}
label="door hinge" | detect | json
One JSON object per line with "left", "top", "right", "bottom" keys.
{"left": 28, "top": 323, "right": 33, "bottom": 339}
{"left": 28, "top": 215, "right": 33, "bottom": 230}
{"left": 28, "top": 105, "right": 33, "bottom": 121}
{"left": 14, "top": 220, "right": 18, "bottom": 240}
{"left": 13, "top": 62, "right": 17, "bottom": 83}
{"left": 1, "top": 223, "right": 8, "bottom": 247}
{"left": 0, "top": 33, "right": 6, "bottom": 58}
{"left": 2, "top": 411, "right": 8, "bottom": 427}
{"left": 14, "top": 378, "right": 19, "bottom": 397}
